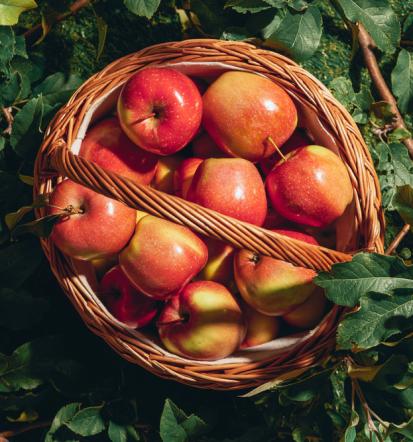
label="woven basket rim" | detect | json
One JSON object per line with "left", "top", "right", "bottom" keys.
{"left": 33, "top": 39, "right": 385, "bottom": 390}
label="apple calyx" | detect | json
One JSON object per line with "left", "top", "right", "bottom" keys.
{"left": 266, "top": 136, "right": 286, "bottom": 162}
{"left": 132, "top": 112, "right": 156, "bottom": 125}
{"left": 249, "top": 252, "right": 261, "bottom": 265}
{"left": 157, "top": 316, "right": 188, "bottom": 327}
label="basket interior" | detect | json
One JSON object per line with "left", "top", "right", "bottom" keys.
{"left": 63, "top": 60, "right": 353, "bottom": 366}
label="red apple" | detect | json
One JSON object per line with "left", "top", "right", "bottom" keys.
{"left": 79, "top": 118, "right": 158, "bottom": 185}
{"left": 158, "top": 281, "right": 245, "bottom": 360}
{"left": 187, "top": 158, "right": 267, "bottom": 226}
{"left": 283, "top": 289, "right": 327, "bottom": 329}
{"left": 273, "top": 229, "right": 319, "bottom": 246}
{"left": 49, "top": 180, "right": 136, "bottom": 260}
{"left": 119, "top": 215, "right": 208, "bottom": 299}
{"left": 174, "top": 157, "right": 203, "bottom": 198}
{"left": 118, "top": 67, "right": 202, "bottom": 155}
{"left": 91, "top": 254, "right": 118, "bottom": 280}
{"left": 101, "top": 266, "right": 158, "bottom": 328}
{"left": 240, "top": 304, "right": 280, "bottom": 349}
{"left": 266, "top": 145, "right": 353, "bottom": 228}
{"left": 198, "top": 238, "right": 234, "bottom": 286}
{"left": 202, "top": 71, "right": 297, "bottom": 162}
{"left": 263, "top": 210, "right": 288, "bottom": 229}
{"left": 152, "top": 155, "right": 183, "bottom": 194}
{"left": 260, "top": 129, "right": 311, "bottom": 175}
{"left": 191, "top": 132, "right": 226, "bottom": 159}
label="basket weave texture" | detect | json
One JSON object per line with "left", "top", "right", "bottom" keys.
{"left": 34, "top": 39, "right": 385, "bottom": 390}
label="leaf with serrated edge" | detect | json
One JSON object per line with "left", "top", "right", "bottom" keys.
{"left": 108, "top": 421, "right": 128, "bottom": 442}
{"left": 65, "top": 405, "right": 105, "bottom": 436}
{"left": 393, "top": 185, "right": 413, "bottom": 230}
{"left": 45, "top": 403, "right": 81, "bottom": 442}
{"left": 315, "top": 253, "right": 413, "bottom": 307}
{"left": 391, "top": 49, "right": 413, "bottom": 113}
{"left": 123, "top": 0, "right": 160, "bottom": 19}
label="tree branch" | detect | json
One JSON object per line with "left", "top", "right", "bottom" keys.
{"left": 23, "top": 0, "right": 92, "bottom": 40}
{"left": 357, "top": 24, "right": 413, "bottom": 157}
{"left": 0, "top": 421, "right": 51, "bottom": 439}
{"left": 385, "top": 224, "right": 411, "bottom": 255}
{"left": 1, "top": 107, "right": 13, "bottom": 135}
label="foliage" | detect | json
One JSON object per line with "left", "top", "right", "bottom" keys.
{"left": 1, "top": 0, "right": 413, "bottom": 441}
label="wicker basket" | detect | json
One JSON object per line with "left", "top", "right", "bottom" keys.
{"left": 34, "top": 39, "right": 385, "bottom": 391}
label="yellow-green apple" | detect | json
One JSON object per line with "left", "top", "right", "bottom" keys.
{"left": 191, "top": 132, "right": 226, "bottom": 158}
{"left": 240, "top": 304, "right": 280, "bottom": 349}
{"left": 79, "top": 118, "right": 158, "bottom": 185}
{"left": 152, "top": 155, "right": 183, "bottom": 194}
{"left": 198, "top": 238, "right": 234, "bottom": 286}
{"left": 49, "top": 180, "right": 136, "bottom": 260}
{"left": 119, "top": 215, "right": 208, "bottom": 299}
{"left": 174, "top": 157, "right": 203, "bottom": 198}
{"left": 101, "top": 265, "right": 158, "bottom": 328}
{"left": 118, "top": 67, "right": 202, "bottom": 155}
{"left": 266, "top": 145, "right": 353, "bottom": 228}
{"left": 187, "top": 158, "right": 267, "bottom": 226}
{"left": 234, "top": 230, "right": 318, "bottom": 316}
{"left": 283, "top": 288, "right": 326, "bottom": 329}
{"left": 202, "top": 71, "right": 297, "bottom": 162}
{"left": 157, "top": 281, "right": 245, "bottom": 360}
{"left": 260, "top": 129, "right": 311, "bottom": 175}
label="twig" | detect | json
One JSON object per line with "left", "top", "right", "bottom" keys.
{"left": 401, "top": 40, "right": 413, "bottom": 47}
{"left": 1, "top": 107, "right": 13, "bottom": 135}
{"left": 0, "top": 421, "right": 51, "bottom": 439}
{"left": 385, "top": 223, "right": 411, "bottom": 255}
{"left": 357, "top": 24, "right": 413, "bottom": 157}
{"left": 23, "top": 0, "right": 92, "bottom": 40}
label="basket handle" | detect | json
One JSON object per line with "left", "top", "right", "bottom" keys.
{"left": 45, "top": 138, "right": 352, "bottom": 271}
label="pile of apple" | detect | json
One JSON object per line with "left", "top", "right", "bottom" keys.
{"left": 48, "top": 67, "right": 353, "bottom": 361}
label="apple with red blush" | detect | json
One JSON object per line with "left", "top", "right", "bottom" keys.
{"left": 240, "top": 304, "right": 280, "bottom": 349}
{"left": 174, "top": 157, "right": 203, "bottom": 198}
{"left": 191, "top": 132, "right": 226, "bottom": 159}
{"left": 283, "top": 289, "right": 327, "bottom": 329}
{"left": 101, "top": 266, "right": 158, "bottom": 328}
{"left": 152, "top": 155, "right": 184, "bottom": 194}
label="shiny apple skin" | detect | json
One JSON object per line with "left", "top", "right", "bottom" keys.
{"left": 191, "top": 132, "right": 226, "bottom": 158}
{"left": 202, "top": 71, "right": 297, "bottom": 162}
{"left": 187, "top": 158, "right": 267, "bottom": 226}
{"left": 101, "top": 266, "right": 158, "bottom": 328}
{"left": 198, "top": 237, "right": 234, "bottom": 286}
{"left": 174, "top": 157, "right": 203, "bottom": 198}
{"left": 240, "top": 304, "right": 280, "bottom": 349}
{"left": 118, "top": 68, "right": 202, "bottom": 155}
{"left": 260, "top": 129, "right": 311, "bottom": 175}
{"left": 273, "top": 229, "right": 319, "bottom": 246}
{"left": 266, "top": 145, "right": 353, "bottom": 228}
{"left": 119, "top": 215, "right": 208, "bottom": 299}
{"left": 49, "top": 180, "right": 136, "bottom": 260}
{"left": 152, "top": 155, "right": 183, "bottom": 194}
{"left": 79, "top": 118, "right": 158, "bottom": 185}
{"left": 283, "top": 288, "right": 327, "bottom": 329}
{"left": 158, "top": 281, "right": 245, "bottom": 360}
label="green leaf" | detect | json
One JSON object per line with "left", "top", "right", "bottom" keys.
{"left": 387, "top": 416, "right": 413, "bottom": 439}
{"left": 393, "top": 185, "right": 413, "bottom": 229}
{"left": 123, "top": 0, "right": 160, "bottom": 19}
{"left": 32, "top": 72, "right": 82, "bottom": 106}
{"left": 0, "top": 288, "right": 48, "bottom": 331}
{"left": 5, "top": 193, "right": 49, "bottom": 231}
{"left": 265, "top": 6, "right": 322, "bottom": 61}
{"left": 391, "top": 49, "right": 413, "bottom": 114}
{"left": 0, "top": 336, "right": 63, "bottom": 392}
{"left": 336, "top": 0, "right": 400, "bottom": 53}
{"left": 65, "top": 405, "right": 105, "bottom": 436}
{"left": 0, "top": 239, "right": 43, "bottom": 289}
{"left": 341, "top": 410, "right": 358, "bottom": 442}
{"left": 315, "top": 253, "right": 413, "bottom": 307}
{"left": 11, "top": 213, "right": 62, "bottom": 238}
{"left": 403, "top": 13, "right": 413, "bottom": 40}
{"left": 0, "top": 26, "right": 15, "bottom": 74}
{"left": 45, "top": 403, "right": 81, "bottom": 442}
{"left": 337, "top": 292, "right": 413, "bottom": 350}
{"left": 95, "top": 15, "right": 108, "bottom": 61}
{"left": 0, "top": 0, "right": 37, "bottom": 26}
{"left": 160, "top": 399, "right": 207, "bottom": 442}
{"left": 225, "top": 0, "right": 272, "bottom": 14}
{"left": 190, "top": 0, "right": 226, "bottom": 36}
{"left": 108, "top": 421, "right": 128, "bottom": 442}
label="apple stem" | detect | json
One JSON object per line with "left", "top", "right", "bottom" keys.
{"left": 267, "top": 136, "right": 287, "bottom": 162}
{"left": 132, "top": 112, "right": 156, "bottom": 125}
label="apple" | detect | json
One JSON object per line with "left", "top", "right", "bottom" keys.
{"left": 119, "top": 215, "right": 208, "bottom": 299}
{"left": 49, "top": 180, "right": 136, "bottom": 260}
{"left": 266, "top": 145, "right": 353, "bottom": 228}
{"left": 283, "top": 288, "right": 327, "bottom": 329}
{"left": 273, "top": 228, "right": 319, "bottom": 246}
{"left": 202, "top": 71, "right": 297, "bottom": 162}
{"left": 90, "top": 254, "right": 118, "bottom": 280}
{"left": 198, "top": 237, "right": 234, "bottom": 286}
{"left": 152, "top": 155, "right": 183, "bottom": 194}
{"left": 101, "top": 265, "right": 158, "bottom": 328}
{"left": 118, "top": 67, "right": 202, "bottom": 155}
{"left": 79, "top": 117, "right": 158, "bottom": 185}
{"left": 187, "top": 158, "right": 267, "bottom": 226}
{"left": 191, "top": 132, "right": 226, "bottom": 159}
{"left": 158, "top": 281, "right": 245, "bottom": 360}
{"left": 234, "top": 230, "right": 317, "bottom": 316}
{"left": 263, "top": 210, "right": 288, "bottom": 229}
{"left": 260, "top": 129, "right": 311, "bottom": 175}
{"left": 174, "top": 157, "right": 203, "bottom": 198}
{"left": 240, "top": 304, "right": 280, "bottom": 349}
